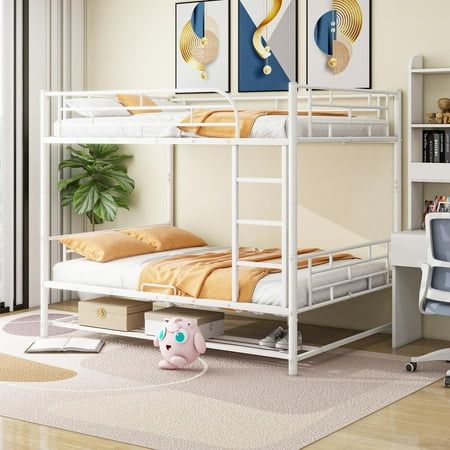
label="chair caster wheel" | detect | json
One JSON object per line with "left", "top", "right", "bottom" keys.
{"left": 444, "top": 376, "right": 450, "bottom": 388}
{"left": 405, "top": 362, "right": 417, "bottom": 373}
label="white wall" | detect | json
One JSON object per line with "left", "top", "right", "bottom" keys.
{"left": 83, "top": 0, "right": 450, "bottom": 336}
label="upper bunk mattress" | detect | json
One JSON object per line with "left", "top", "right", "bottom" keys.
{"left": 52, "top": 246, "right": 388, "bottom": 308}
{"left": 53, "top": 113, "right": 388, "bottom": 139}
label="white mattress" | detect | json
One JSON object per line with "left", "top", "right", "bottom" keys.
{"left": 53, "top": 246, "right": 388, "bottom": 308}
{"left": 53, "top": 113, "right": 388, "bottom": 139}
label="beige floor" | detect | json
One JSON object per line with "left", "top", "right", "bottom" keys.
{"left": 1, "top": 302, "right": 450, "bottom": 450}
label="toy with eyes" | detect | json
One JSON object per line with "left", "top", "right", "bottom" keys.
{"left": 154, "top": 317, "right": 206, "bottom": 370}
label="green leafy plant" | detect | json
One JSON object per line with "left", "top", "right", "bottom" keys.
{"left": 58, "top": 144, "right": 134, "bottom": 229}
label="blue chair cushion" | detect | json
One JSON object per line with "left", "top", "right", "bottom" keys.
{"left": 431, "top": 267, "right": 450, "bottom": 292}
{"left": 424, "top": 299, "right": 450, "bottom": 317}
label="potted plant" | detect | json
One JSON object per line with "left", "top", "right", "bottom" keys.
{"left": 58, "top": 144, "right": 134, "bottom": 229}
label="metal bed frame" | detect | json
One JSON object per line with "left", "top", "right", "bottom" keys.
{"left": 40, "top": 82, "right": 402, "bottom": 375}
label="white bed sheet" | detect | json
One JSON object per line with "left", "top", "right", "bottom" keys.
{"left": 52, "top": 246, "right": 388, "bottom": 308}
{"left": 53, "top": 113, "right": 388, "bottom": 139}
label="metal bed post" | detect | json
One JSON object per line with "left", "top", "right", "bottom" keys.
{"left": 167, "top": 144, "right": 174, "bottom": 226}
{"left": 40, "top": 91, "right": 50, "bottom": 338}
{"left": 231, "top": 144, "right": 239, "bottom": 302}
{"left": 393, "top": 91, "right": 402, "bottom": 232}
{"left": 288, "top": 82, "right": 298, "bottom": 376}
{"left": 281, "top": 145, "right": 288, "bottom": 308}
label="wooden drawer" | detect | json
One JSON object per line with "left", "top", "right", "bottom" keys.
{"left": 78, "top": 297, "right": 153, "bottom": 331}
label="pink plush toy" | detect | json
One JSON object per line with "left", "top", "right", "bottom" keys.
{"left": 154, "top": 317, "right": 206, "bottom": 370}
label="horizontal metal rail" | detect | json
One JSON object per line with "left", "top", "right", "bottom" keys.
{"left": 297, "top": 323, "right": 391, "bottom": 361}
{"left": 237, "top": 177, "right": 282, "bottom": 184}
{"left": 44, "top": 136, "right": 399, "bottom": 146}
{"left": 59, "top": 104, "right": 231, "bottom": 112}
{"left": 310, "top": 103, "right": 388, "bottom": 111}
{"left": 44, "top": 280, "right": 292, "bottom": 316}
{"left": 237, "top": 260, "right": 283, "bottom": 270}
{"left": 311, "top": 270, "right": 389, "bottom": 293}
{"left": 310, "top": 254, "right": 389, "bottom": 274}
{"left": 237, "top": 219, "right": 282, "bottom": 227}
{"left": 297, "top": 239, "right": 390, "bottom": 261}
{"left": 299, "top": 85, "right": 399, "bottom": 96}
{"left": 297, "top": 284, "right": 391, "bottom": 314}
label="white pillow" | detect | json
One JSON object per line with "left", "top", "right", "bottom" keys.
{"left": 66, "top": 97, "right": 130, "bottom": 118}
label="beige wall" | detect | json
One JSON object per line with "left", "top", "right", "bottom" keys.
{"left": 86, "top": 0, "right": 450, "bottom": 336}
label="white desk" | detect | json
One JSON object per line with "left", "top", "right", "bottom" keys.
{"left": 391, "top": 230, "right": 427, "bottom": 348}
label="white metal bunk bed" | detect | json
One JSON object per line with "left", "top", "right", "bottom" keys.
{"left": 40, "top": 82, "right": 402, "bottom": 375}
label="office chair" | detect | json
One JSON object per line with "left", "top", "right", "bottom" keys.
{"left": 405, "top": 213, "right": 450, "bottom": 387}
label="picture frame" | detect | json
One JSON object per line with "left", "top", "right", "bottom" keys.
{"left": 238, "top": 0, "right": 298, "bottom": 93}
{"left": 422, "top": 196, "right": 449, "bottom": 228}
{"left": 175, "top": 0, "right": 230, "bottom": 93}
{"left": 306, "top": 0, "right": 371, "bottom": 89}
{"left": 437, "top": 202, "right": 450, "bottom": 213}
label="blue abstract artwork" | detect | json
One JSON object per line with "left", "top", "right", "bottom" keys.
{"left": 238, "top": 0, "right": 297, "bottom": 92}
{"left": 307, "top": 0, "right": 371, "bottom": 89}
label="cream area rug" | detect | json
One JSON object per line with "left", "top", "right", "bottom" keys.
{"left": 0, "top": 310, "right": 446, "bottom": 450}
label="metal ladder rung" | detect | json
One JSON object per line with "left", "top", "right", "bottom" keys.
{"left": 237, "top": 260, "right": 282, "bottom": 270}
{"left": 237, "top": 219, "right": 282, "bottom": 227}
{"left": 237, "top": 177, "right": 282, "bottom": 184}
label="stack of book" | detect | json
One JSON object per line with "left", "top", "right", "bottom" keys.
{"left": 422, "top": 130, "right": 450, "bottom": 163}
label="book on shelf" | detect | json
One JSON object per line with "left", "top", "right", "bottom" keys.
{"left": 25, "top": 337, "right": 104, "bottom": 353}
{"left": 422, "top": 130, "right": 447, "bottom": 163}
{"left": 446, "top": 130, "right": 450, "bottom": 163}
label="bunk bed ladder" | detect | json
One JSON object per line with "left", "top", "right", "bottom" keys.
{"left": 230, "top": 145, "right": 289, "bottom": 310}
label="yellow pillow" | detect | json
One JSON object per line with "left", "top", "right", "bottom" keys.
{"left": 60, "top": 231, "right": 154, "bottom": 262}
{"left": 116, "top": 94, "right": 161, "bottom": 115}
{"left": 119, "top": 226, "right": 207, "bottom": 252}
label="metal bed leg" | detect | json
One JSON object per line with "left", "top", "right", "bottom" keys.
{"left": 288, "top": 81, "right": 299, "bottom": 376}
{"left": 288, "top": 314, "right": 298, "bottom": 376}
{"left": 393, "top": 91, "right": 402, "bottom": 233}
{"left": 40, "top": 287, "right": 49, "bottom": 338}
{"left": 40, "top": 90, "right": 50, "bottom": 338}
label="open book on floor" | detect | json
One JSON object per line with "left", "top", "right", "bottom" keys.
{"left": 25, "top": 337, "right": 104, "bottom": 354}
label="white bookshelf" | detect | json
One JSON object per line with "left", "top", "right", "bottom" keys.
{"left": 408, "top": 56, "right": 450, "bottom": 229}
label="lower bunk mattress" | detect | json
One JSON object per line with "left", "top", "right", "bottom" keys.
{"left": 53, "top": 246, "right": 388, "bottom": 308}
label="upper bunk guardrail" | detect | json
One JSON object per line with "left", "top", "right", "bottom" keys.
{"left": 44, "top": 87, "right": 241, "bottom": 138}
{"left": 43, "top": 84, "right": 401, "bottom": 142}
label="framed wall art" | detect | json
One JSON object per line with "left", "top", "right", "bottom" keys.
{"left": 238, "top": 0, "right": 297, "bottom": 92}
{"left": 307, "top": 0, "right": 371, "bottom": 89}
{"left": 176, "top": 0, "right": 230, "bottom": 92}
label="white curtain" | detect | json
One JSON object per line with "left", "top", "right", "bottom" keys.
{"left": 0, "top": 0, "right": 15, "bottom": 309}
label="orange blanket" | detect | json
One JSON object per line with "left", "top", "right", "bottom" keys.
{"left": 178, "top": 109, "right": 348, "bottom": 138}
{"left": 138, "top": 247, "right": 354, "bottom": 303}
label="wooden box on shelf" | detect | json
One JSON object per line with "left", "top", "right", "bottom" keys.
{"left": 78, "top": 297, "right": 153, "bottom": 331}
